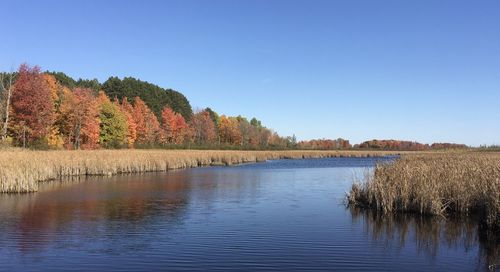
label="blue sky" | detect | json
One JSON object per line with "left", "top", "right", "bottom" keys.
{"left": 2, "top": 0, "right": 499, "bottom": 146}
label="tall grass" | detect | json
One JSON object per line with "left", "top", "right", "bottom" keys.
{"left": 348, "top": 152, "right": 500, "bottom": 229}
{"left": 0, "top": 149, "right": 400, "bottom": 193}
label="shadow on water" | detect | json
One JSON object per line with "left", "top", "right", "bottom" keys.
{"left": 348, "top": 206, "right": 500, "bottom": 271}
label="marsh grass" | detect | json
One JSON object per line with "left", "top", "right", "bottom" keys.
{"left": 348, "top": 152, "right": 500, "bottom": 229}
{"left": 0, "top": 149, "right": 400, "bottom": 193}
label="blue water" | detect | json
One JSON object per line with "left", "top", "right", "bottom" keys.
{"left": 0, "top": 157, "right": 497, "bottom": 271}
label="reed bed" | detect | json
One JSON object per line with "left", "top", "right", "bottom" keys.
{"left": 0, "top": 149, "right": 400, "bottom": 193}
{"left": 348, "top": 152, "right": 500, "bottom": 229}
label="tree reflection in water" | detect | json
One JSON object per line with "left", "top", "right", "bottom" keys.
{"left": 0, "top": 173, "right": 193, "bottom": 254}
{"left": 349, "top": 206, "right": 499, "bottom": 271}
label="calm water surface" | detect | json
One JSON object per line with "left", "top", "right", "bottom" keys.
{"left": 0, "top": 157, "right": 498, "bottom": 271}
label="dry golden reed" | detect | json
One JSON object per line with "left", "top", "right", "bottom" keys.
{"left": 348, "top": 152, "right": 500, "bottom": 228}
{"left": 0, "top": 149, "right": 401, "bottom": 193}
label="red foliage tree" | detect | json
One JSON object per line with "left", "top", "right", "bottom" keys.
{"left": 173, "top": 113, "right": 190, "bottom": 144}
{"left": 11, "top": 64, "right": 55, "bottom": 146}
{"left": 190, "top": 110, "right": 217, "bottom": 144}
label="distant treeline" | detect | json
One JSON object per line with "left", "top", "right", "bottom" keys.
{"left": 354, "top": 140, "right": 468, "bottom": 151}
{"left": 298, "top": 138, "right": 351, "bottom": 150}
{"left": 0, "top": 64, "right": 295, "bottom": 149}
{"left": 0, "top": 64, "right": 469, "bottom": 151}
{"left": 297, "top": 139, "right": 468, "bottom": 151}
{"left": 477, "top": 145, "right": 500, "bottom": 152}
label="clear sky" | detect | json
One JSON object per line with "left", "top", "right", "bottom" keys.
{"left": 2, "top": 0, "right": 499, "bottom": 146}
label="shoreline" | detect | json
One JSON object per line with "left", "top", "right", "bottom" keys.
{"left": 0, "top": 149, "right": 405, "bottom": 193}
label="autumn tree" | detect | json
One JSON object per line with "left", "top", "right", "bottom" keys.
{"left": 161, "top": 106, "right": 190, "bottom": 145}
{"left": 98, "top": 92, "right": 128, "bottom": 148}
{"left": 43, "top": 74, "right": 61, "bottom": 107}
{"left": 218, "top": 115, "right": 242, "bottom": 145}
{"left": 173, "top": 113, "right": 190, "bottom": 144}
{"left": 10, "top": 64, "right": 55, "bottom": 147}
{"left": 259, "top": 128, "right": 271, "bottom": 147}
{"left": 190, "top": 110, "right": 216, "bottom": 144}
{"left": 161, "top": 107, "right": 176, "bottom": 143}
{"left": 236, "top": 116, "right": 253, "bottom": 146}
{"left": 205, "top": 107, "right": 220, "bottom": 143}
{"left": 42, "top": 74, "right": 70, "bottom": 148}
{"left": 59, "top": 88, "right": 100, "bottom": 149}
{"left": 247, "top": 125, "right": 260, "bottom": 147}
{"left": 133, "top": 97, "right": 160, "bottom": 145}
{"left": 121, "top": 97, "right": 137, "bottom": 147}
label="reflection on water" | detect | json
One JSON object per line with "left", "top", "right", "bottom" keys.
{"left": 349, "top": 207, "right": 500, "bottom": 271}
{"left": 0, "top": 173, "right": 191, "bottom": 255}
{"left": 0, "top": 157, "right": 498, "bottom": 271}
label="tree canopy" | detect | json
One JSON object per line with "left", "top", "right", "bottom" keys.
{"left": 101, "top": 77, "right": 192, "bottom": 121}
{"left": 46, "top": 72, "right": 193, "bottom": 121}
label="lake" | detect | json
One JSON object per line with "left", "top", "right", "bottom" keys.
{"left": 0, "top": 157, "right": 498, "bottom": 271}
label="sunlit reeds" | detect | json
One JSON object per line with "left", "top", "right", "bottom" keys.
{"left": 0, "top": 149, "right": 400, "bottom": 193}
{"left": 348, "top": 152, "right": 500, "bottom": 229}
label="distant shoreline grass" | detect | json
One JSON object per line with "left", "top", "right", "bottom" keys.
{"left": 0, "top": 149, "right": 404, "bottom": 193}
{"left": 348, "top": 152, "right": 500, "bottom": 229}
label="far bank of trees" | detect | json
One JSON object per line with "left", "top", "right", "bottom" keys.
{"left": 0, "top": 64, "right": 295, "bottom": 150}
{"left": 353, "top": 140, "right": 468, "bottom": 151}
{"left": 297, "top": 138, "right": 351, "bottom": 150}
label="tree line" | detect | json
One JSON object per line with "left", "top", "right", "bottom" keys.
{"left": 0, "top": 64, "right": 295, "bottom": 150}
{"left": 296, "top": 139, "right": 468, "bottom": 151}
{"left": 353, "top": 140, "right": 468, "bottom": 151}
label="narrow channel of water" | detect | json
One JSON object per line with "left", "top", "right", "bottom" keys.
{"left": 0, "top": 157, "right": 497, "bottom": 271}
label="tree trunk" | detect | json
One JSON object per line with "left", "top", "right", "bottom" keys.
{"left": 1, "top": 74, "right": 13, "bottom": 141}
{"left": 22, "top": 126, "right": 26, "bottom": 148}
{"left": 75, "top": 122, "right": 82, "bottom": 149}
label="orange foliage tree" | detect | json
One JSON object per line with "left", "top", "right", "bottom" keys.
{"left": 161, "top": 107, "right": 190, "bottom": 145}
{"left": 133, "top": 97, "right": 160, "bottom": 145}
{"left": 121, "top": 97, "right": 137, "bottom": 147}
{"left": 59, "top": 87, "right": 100, "bottom": 149}
{"left": 161, "top": 107, "right": 176, "bottom": 143}
{"left": 218, "top": 115, "right": 242, "bottom": 145}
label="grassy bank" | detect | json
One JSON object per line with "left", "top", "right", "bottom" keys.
{"left": 348, "top": 152, "right": 500, "bottom": 229}
{"left": 0, "top": 149, "right": 401, "bottom": 193}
